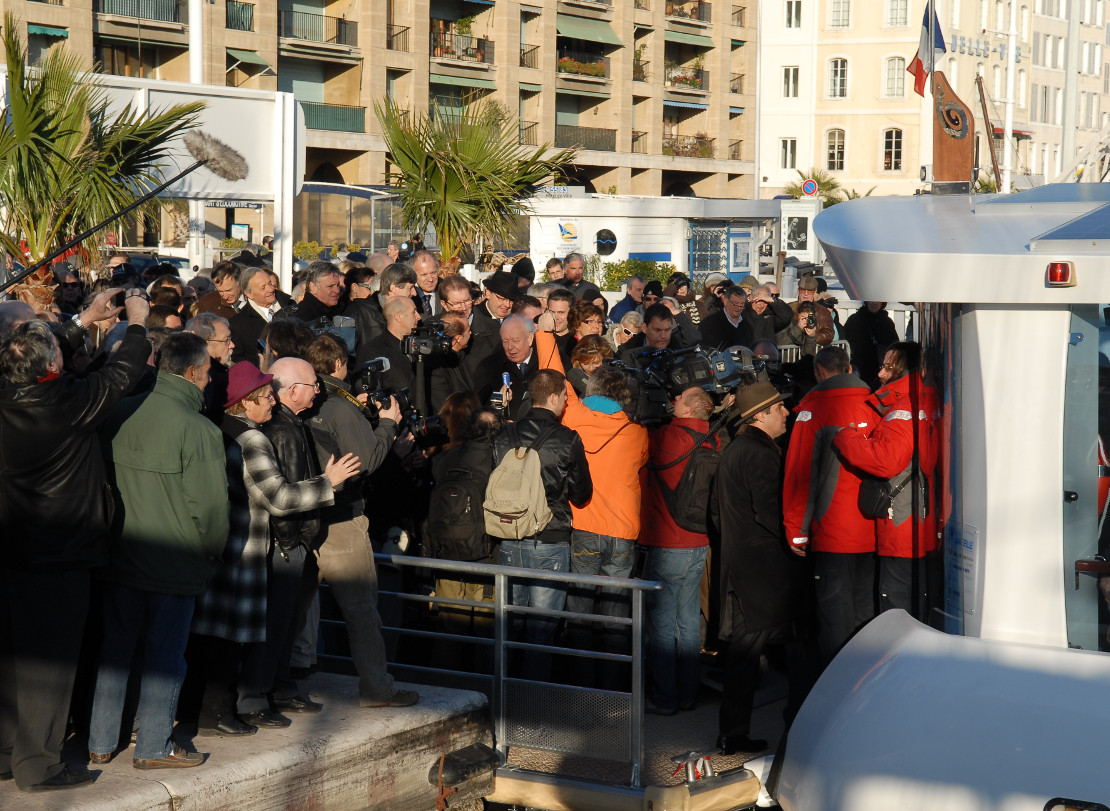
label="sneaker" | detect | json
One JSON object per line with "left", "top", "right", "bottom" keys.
{"left": 133, "top": 746, "right": 206, "bottom": 770}
{"left": 360, "top": 689, "right": 419, "bottom": 708}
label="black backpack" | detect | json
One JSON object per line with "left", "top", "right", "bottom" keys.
{"left": 648, "top": 425, "right": 720, "bottom": 535}
{"left": 427, "top": 466, "right": 490, "bottom": 561}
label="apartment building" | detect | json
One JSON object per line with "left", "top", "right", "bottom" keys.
{"left": 11, "top": 0, "right": 757, "bottom": 209}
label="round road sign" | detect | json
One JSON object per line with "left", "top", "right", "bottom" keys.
{"left": 801, "top": 179, "right": 818, "bottom": 196}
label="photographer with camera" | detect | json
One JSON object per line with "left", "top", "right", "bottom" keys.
{"left": 776, "top": 301, "right": 820, "bottom": 357}
{"left": 792, "top": 275, "right": 836, "bottom": 345}
{"left": 298, "top": 333, "right": 419, "bottom": 709}
{"left": 361, "top": 296, "right": 419, "bottom": 393}
{"left": 429, "top": 312, "right": 475, "bottom": 413}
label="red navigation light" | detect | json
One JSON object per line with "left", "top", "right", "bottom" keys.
{"left": 1046, "top": 261, "right": 1075, "bottom": 287}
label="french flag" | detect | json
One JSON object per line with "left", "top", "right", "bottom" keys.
{"left": 907, "top": 1, "right": 946, "bottom": 96}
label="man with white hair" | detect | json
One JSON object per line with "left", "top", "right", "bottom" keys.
{"left": 229, "top": 267, "right": 281, "bottom": 364}
{"left": 498, "top": 314, "right": 538, "bottom": 420}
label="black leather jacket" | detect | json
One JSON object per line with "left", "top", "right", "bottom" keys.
{"left": 0, "top": 324, "right": 149, "bottom": 570}
{"left": 491, "top": 407, "right": 592, "bottom": 543}
{"left": 346, "top": 296, "right": 386, "bottom": 355}
{"left": 261, "top": 403, "right": 323, "bottom": 549}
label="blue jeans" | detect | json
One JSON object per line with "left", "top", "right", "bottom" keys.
{"left": 88, "top": 583, "right": 195, "bottom": 760}
{"left": 644, "top": 545, "right": 708, "bottom": 710}
{"left": 566, "top": 531, "right": 635, "bottom": 688}
{"left": 499, "top": 539, "right": 570, "bottom": 682}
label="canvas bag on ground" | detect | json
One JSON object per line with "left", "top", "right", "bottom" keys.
{"left": 483, "top": 425, "right": 558, "bottom": 540}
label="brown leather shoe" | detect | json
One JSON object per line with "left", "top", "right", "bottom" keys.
{"left": 133, "top": 746, "right": 205, "bottom": 770}
{"left": 88, "top": 751, "right": 112, "bottom": 765}
{"left": 360, "top": 689, "right": 419, "bottom": 708}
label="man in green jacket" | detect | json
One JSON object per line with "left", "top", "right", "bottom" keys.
{"left": 89, "top": 332, "right": 229, "bottom": 770}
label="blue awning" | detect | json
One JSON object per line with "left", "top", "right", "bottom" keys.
{"left": 663, "top": 100, "right": 708, "bottom": 110}
{"left": 630, "top": 252, "right": 672, "bottom": 261}
{"left": 730, "top": 106, "right": 745, "bottom": 115}
{"left": 28, "top": 24, "right": 67, "bottom": 37}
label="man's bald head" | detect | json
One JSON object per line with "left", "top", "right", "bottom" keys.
{"left": 269, "top": 357, "right": 318, "bottom": 414}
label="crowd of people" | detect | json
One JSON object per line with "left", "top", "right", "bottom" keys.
{"left": 0, "top": 242, "right": 937, "bottom": 794}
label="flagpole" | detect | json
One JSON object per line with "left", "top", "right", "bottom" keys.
{"left": 928, "top": 0, "right": 935, "bottom": 95}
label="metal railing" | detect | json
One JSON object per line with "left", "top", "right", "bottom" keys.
{"left": 520, "top": 44, "right": 540, "bottom": 68}
{"left": 663, "top": 134, "right": 716, "bottom": 158}
{"left": 94, "top": 0, "right": 183, "bottom": 23}
{"left": 633, "top": 58, "right": 649, "bottom": 81}
{"left": 732, "top": 3, "right": 746, "bottom": 24}
{"left": 730, "top": 72, "right": 745, "bottom": 93}
{"left": 30, "top": 0, "right": 64, "bottom": 5}
{"left": 666, "top": 66, "right": 709, "bottom": 90}
{"left": 431, "top": 31, "right": 495, "bottom": 64}
{"left": 729, "top": 139, "right": 743, "bottom": 160}
{"left": 632, "top": 130, "right": 647, "bottom": 153}
{"left": 226, "top": 0, "right": 253, "bottom": 31}
{"left": 557, "top": 49, "right": 609, "bottom": 79}
{"left": 301, "top": 101, "right": 365, "bottom": 133}
{"left": 519, "top": 121, "right": 538, "bottom": 145}
{"left": 362, "top": 554, "right": 660, "bottom": 787}
{"left": 555, "top": 124, "right": 617, "bottom": 151}
{"left": 387, "top": 24, "right": 410, "bottom": 51}
{"left": 278, "top": 10, "right": 358, "bottom": 46}
{"left": 665, "top": 0, "right": 712, "bottom": 21}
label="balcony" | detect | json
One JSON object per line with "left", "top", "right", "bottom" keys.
{"left": 387, "top": 24, "right": 410, "bottom": 51}
{"left": 729, "top": 72, "right": 744, "bottom": 93}
{"left": 557, "top": 49, "right": 609, "bottom": 79}
{"left": 519, "top": 121, "right": 538, "bottom": 146}
{"left": 732, "top": 4, "right": 746, "bottom": 24}
{"left": 729, "top": 139, "right": 742, "bottom": 160}
{"left": 555, "top": 124, "right": 616, "bottom": 152}
{"left": 663, "top": 133, "right": 715, "bottom": 158}
{"left": 431, "top": 32, "right": 495, "bottom": 65}
{"left": 278, "top": 10, "right": 358, "bottom": 47}
{"left": 520, "top": 44, "right": 539, "bottom": 68}
{"left": 665, "top": 0, "right": 712, "bottom": 22}
{"left": 94, "top": 0, "right": 184, "bottom": 23}
{"left": 301, "top": 101, "right": 365, "bottom": 133}
{"left": 226, "top": 0, "right": 253, "bottom": 31}
{"left": 632, "top": 130, "right": 647, "bottom": 153}
{"left": 634, "top": 58, "right": 649, "bottom": 81}
{"left": 666, "top": 65, "right": 708, "bottom": 91}
{"left": 30, "top": 0, "right": 64, "bottom": 4}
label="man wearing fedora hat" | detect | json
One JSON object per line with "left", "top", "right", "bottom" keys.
{"left": 467, "top": 270, "right": 521, "bottom": 388}
{"left": 715, "top": 381, "right": 813, "bottom": 754}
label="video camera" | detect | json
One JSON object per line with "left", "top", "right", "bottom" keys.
{"left": 306, "top": 315, "right": 357, "bottom": 357}
{"left": 401, "top": 320, "right": 452, "bottom": 358}
{"left": 608, "top": 346, "right": 744, "bottom": 425}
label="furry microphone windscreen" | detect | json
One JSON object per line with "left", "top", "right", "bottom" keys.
{"left": 183, "top": 131, "right": 249, "bottom": 182}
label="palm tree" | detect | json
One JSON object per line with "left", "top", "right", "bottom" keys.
{"left": 841, "top": 186, "right": 877, "bottom": 201}
{"left": 0, "top": 13, "right": 203, "bottom": 306}
{"left": 783, "top": 168, "right": 843, "bottom": 207}
{"left": 374, "top": 98, "right": 575, "bottom": 265}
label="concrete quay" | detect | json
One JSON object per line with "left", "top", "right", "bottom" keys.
{"left": 0, "top": 675, "right": 492, "bottom": 811}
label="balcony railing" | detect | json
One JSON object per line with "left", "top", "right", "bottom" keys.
{"left": 278, "top": 10, "right": 358, "bottom": 46}
{"left": 301, "top": 101, "right": 365, "bottom": 133}
{"left": 226, "top": 0, "right": 253, "bottom": 31}
{"left": 94, "top": 0, "right": 183, "bottom": 23}
{"left": 729, "top": 139, "right": 742, "bottom": 160}
{"left": 520, "top": 44, "right": 539, "bottom": 68}
{"left": 663, "top": 134, "right": 715, "bottom": 158}
{"left": 557, "top": 49, "right": 609, "bottom": 78}
{"left": 431, "top": 32, "right": 495, "bottom": 64}
{"left": 634, "top": 58, "right": 649, "bottom": 81}
{"left": 732, "top": 4, "right": 746, "bottom": 25}
{"left": 30, "top": 0, "right": 64, "bottom": 5}
{"left": 666, "top": 66, "right": 708, "bottom": 90}
{"left": 730, "top": 72, "right": 744, "bottom": 93}
{"left": 387, "top": 24, "right": 410, "bottom": 51}
{"left": 555, "top": 124, "right": 616, "bottom": 152}
{"left": 665, "top": 0, "right": 712, "bottom": 22}
{"left": 632, "top": 130, "right": 647, "bottom": 153}
{"left": 519, "top": 121, "right": 538, "bottom": 146}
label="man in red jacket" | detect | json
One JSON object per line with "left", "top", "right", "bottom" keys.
{"left": 783, "top": 346, "right": 878, "bottom": 666}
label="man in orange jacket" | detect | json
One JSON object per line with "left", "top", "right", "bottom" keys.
{"left": 534, "top": 323, "right": 649, "bottom": 688}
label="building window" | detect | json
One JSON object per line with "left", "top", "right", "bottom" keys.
{"left": 96, "top": 39, "right": 160, "bottom": 79}
{"left": 992, "top": 64, "right": 1002, "bottom": 96}
{"left": 885, "top": 57, "right": 905, "bottom": 96}
{"left": 785, "top": 0, "right": 802, "bottom": 27}
{"left": 828, "top": 57, "right": 848, "bottom": 97}
{"left": 1018, "top": 69, "right": 1027, "bottom": 105}
{"left": 783, "top": 66, "right": 800, "bottom": 96}
{"left": 826, "top": 128, "right": 845, "bottom": 170}
{"left": 883, "top": 128, "right": 902, "bottom": 170}
{"left": 885, "top": 0, "right": 908, "bottom": 25}
{"left": 950, "top": 0, "right": 961, "bottom": 26}
{"left": 830, "top": 0, "right": 850, "bottom": 27}
{"left": 780, "top": 137, "right": 797, "bottom": 169}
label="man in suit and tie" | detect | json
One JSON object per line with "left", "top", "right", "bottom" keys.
{"left": 229, "top": 267, "right": 282, "bottom": 364}
{"left": 412, "top": 251, "right": 440, "bottom": 319}
{"left": 499, "top": 314, "right": 539, "bottom": 420}
{"left": 468, "top": 270, "right": 519, "bottom": 384}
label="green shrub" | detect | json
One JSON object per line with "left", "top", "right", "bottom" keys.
{"left": 220, "top": 237, "right": 246, "bottom": 251}
{"left": 293, "top": 240, "right": 323, "bottom": 261}
{"left": 599, "top": 258, "right": 677, "bottom": 292}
